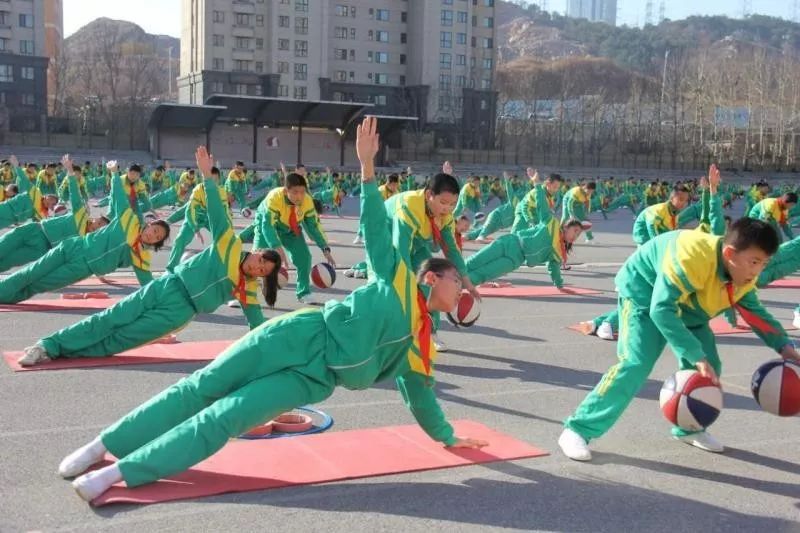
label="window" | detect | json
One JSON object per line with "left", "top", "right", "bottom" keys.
{"left": 21, "top": 93, "right": 35, "bottom": 106}
{"left": 256, "top": 15, "right": 264, "bottom": 26}
{"left": 481, "top": 79, "right": 491, "bottom": 89}
{"left": 235, "top": 13, "right": 251, "bottom": 26}
{"left": 438, "top": 95, "right": 449, "bottom": 111}
{"left": 400, "top": 53, "right": 407, "bottom": 65}
{"left": 471, "top": 36, "right": 476, "bottom": 47}
{"left": 294, "top": 63, "right": 307, "bottom": 80}
{"left": 376, "top": 9, "right": 390, "bottom": 21}
{"left": 255, "top": 61, "right": 264, "bottom": 73}
{"left": 484, "top": 0, "right": 494, "bottom": 6}
{"left": 278, "top": 85, "right": 289, "bottom": 97}
{"left": 457, "top": 11, "right": 468, "bottom": 23}
{"left": 374, "top": 73, "right": 389, "bottom": 85}
{"left": 401, "top": 33, "right": 407, "bottom": 44}
{"left": 278, "top": 39, "right": 290, "bottom": 50}
{"left": 19, "top": 40, "right": 34, "bottom": 55}
{"left": 0, "top": 64, "right": 12, "bottom": 82}
{"left": 367, "top": 30, "right": 373, "bottom": 41}
{"left": 280, "top": 0, "right": 289, "bottom": 3}
{"left": 456, "top": 75, "right": 466, "bottom": 87}
{"left": 335, "top": 27, "right": 348, "bottom": 39}
{"left": 401, "top": 11, "right": 407, "bottom": 23}
{"left": 294, "top": 86, "right": 307, "bottom": 99}
{"left": 456, "top": 54, "right": 466, "bottom": 66}
{"left": 375, "top": 94, "right": 387, "bottom": 105}
{"left": 375, "top": 51, "right": 388, "bottom": 64}
{"left": 211, "top": 81, "right": 224, "bottom": 93}
{"left": 295, "top": 17, "right": 308, "bottom": 34}
{"left": 349, "top": 49, "right": 355, "bottom": 60}
{"left": 254, "top": 85, "right": 263, "bottom": 96}
{"left": 19, "top": 13, "right": 33, "bottom": 28}
{"left": 235, "top": 84, "right": 248, "bottom": 95}
{"left": 334, "top": 48, "right": 347, "bottom": 60}
{"left": 332, "top": 91, "right": 343, "bottom": 101}
{"left": 470, "top": 57, "right": 476, "bottom": 68}
{"left": 279, "top": 15, "right": 290, "bottom": 27}
{"left": 483, "top": 17, "right": 494, "bottom": 28}
{"left": 376, "top": 30, "right": 389, "bottom": 43}
{"left": 480, "top": 98, "right": 489, "bottom": 110}
{"left": 0, "top": 12, "right": 9, "bottom": 26}
{"left": 0, "top": 38, "right": 8, "bottom": 52}
{"left": 278, "top": 61, "right": 289, "bottom": 73}
{"left": 213, "top": 34, "right": 224, "bottom": 47}
{"left": 367, "top": 51, "right": 373, "bottom": 62}
{"left": 20, "top": 66, "right": 33, "bottom": 80}
{"left": 483, "top": 37, "right": 493, "bottom": 49}
{"left": 440, "top": 32, "right": 452, "bottom": 48}
{"left": 441, "top": 10, "right": 453, "bottom": 26}
{"left": 483, "top": 58, "right": 493, "bottom": 70}
{"left": 334, "top": 70, "right": 347, "bottom": 81}
{"left": 443, "top": 0, "right": 453, "bottom": 4}
{"left": 350, "top": 28, "right": 356, "bottom": 39}
{"left": 212, "top": 58, "right": 224, "bottom": 70}
{"left": 440, "top": 53, "right": 451, "bottom": 69}
{"left": 213, "top": 11, "right": 224, "bottom": 23}
{"left": 295, "top": 0, "right": 308, "bottom": 12}
{"left": 295, "top": 40, "right": 308, "bottom": 57}
{"left": 399, "top": 75, "right": 406, "bottom": 86}
{"left": 256, "top": 38, "right": 264, "bottom": 49}
{"left": 235, "top": 37, "right": 251, "bottom": 50}
{"left": 335, "top": 5, "right": 350, "bottom": 17}
{"left": 234, "top": 60, "right": 251, "bottom": 71}
{"left": 472, "top": 15, "right": 477, "bottom": 27}
{"left": 439, "top": 73, "right": 451, "bottom": 90}
{"left": 456, "top": 32, "right": 466, "bottom": 45}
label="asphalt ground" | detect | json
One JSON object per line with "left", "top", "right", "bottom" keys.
{"left": 1, "top": 196, "right": 799, "bottom": 532}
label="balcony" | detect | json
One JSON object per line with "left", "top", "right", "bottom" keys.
{"left": 232, "top": 48, "right": 254, "bottom": 60}
{"left": 232, "top": 2, "right": 256, "bottom": 14}
{"left": 231, "top": 25, "right": 255, "bottom": 38}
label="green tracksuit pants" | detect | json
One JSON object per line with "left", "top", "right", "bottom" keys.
{"left": 474, "top": 203, "right": 514, "bottom": 239}
{"left": 254, "top": 230, "right": 312, "bottom": 300}
{"left": 591, "top": 309, "right": 619, "bottom": 331}
{"left": 466, "top": 234, "right": 524, "bottom": 286}
{"left": 565, "top": 297, "right": 722, "bottom": 440}
{"left": 100, "top": 309, "right": 334, "bottom": 487}
{"left": 39, "top": 275, "right": 196, "bottom": 358}
{"left": 228, "top": 182, "right": 247, "bottom": 210}
{"left": 757, "top": 235, "right": 800, "bottom": 313}
{"left": 0, "top": 222, "right": 51, "bottom": 273}
{"left": 0, "top": 239, "right": 91, "bottom": 304}
{"left": 149, "top": 188, "right": 178, "bottom": 210}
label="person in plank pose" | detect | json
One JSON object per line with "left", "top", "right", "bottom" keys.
{"left": 59, "top": 116, "right": 488, "bottom": 503}
{"left": 0, "top": 156, "right": 59, "bottom": 230}
{"left": 0, "top": 155, "right": 108, "bottom": 273}
{"left": 18, "top": 147, "right": 280, "bottom": 367}
{"left": 559, "top": 218, "right": 800, "bottom": 461}
{"left": 748, "top": 192, "right": 798, "bottom": 242}
{"left": 0, "top": 161, "right": 169, "bottom": 304}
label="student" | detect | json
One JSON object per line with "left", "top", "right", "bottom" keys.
{"left": 252, "top": 170, "right": 335, "bottom": 305}
{"left": 453, "top": 174, "right": 482, "bottom": 218}
{"left": 562, "top": 181, "right": 596, "bottom": 243}
{"left": 0, "top": 155, "right": 108, "bottom": 273}
{"left": 353, "top": 172, "right": 400, "bottom": 244}
{"left": 18, "top": 147, "right": 280, "bottom": 367}
{"left": 0, "top": 156, "right": 58, "bottom": 230}
{"left": 511, "top": 170, "right": 562, "bottom": 234}
{"left": 748, "top": 192, "right": 798, "bottom": 241}
{"left": 59, "top": 116, "right": 488, "bottom": 503}
{"left": 632, "top": 184, "right": 691, "bottom": 246}
{"left": 559, "top": 218, "right": 800, "bottom": 461}
{"left": 96, "top": 164, "right": 151, "bottom": 216}
{"left": 225, "top": 160, "right": 249, "bottom": 212}
{"left": 0, "top": 163, "right": 169, "bottom": 304}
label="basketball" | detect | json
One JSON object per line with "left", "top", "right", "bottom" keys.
{"left": 474, "top": 211, "right": 486, "bottom": 222}
{"left": 241, "top": 207, "right": 253, "bottom": 218}
{"left": 580, "top": 221, "right": 593, "bottom": 230}
{"left": 277, "top": 267, "right": 289, "bottom": 289}
{"left": 311, "top": 262, "right": 336, "bottom": 288}
{"left": 659, "top": 370, "right": 723, "bottom": 431}
{"left": 52, "top": 203, "right": 68, "bottom": 216}
{"left": 751, "top": 359, "right": 800, "bottom": 417}
{"left": 446, "top": 290, "right": 481, "bottom": 327}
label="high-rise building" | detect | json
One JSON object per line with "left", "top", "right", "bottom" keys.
{"left": 566, "top": 0, "right": 617, "bottom": 26}
{"left": 179, "top": 0, "right": 497, "bottom": 143}
{"left": 0, "top": 0, "right": 62, "bottom": 131}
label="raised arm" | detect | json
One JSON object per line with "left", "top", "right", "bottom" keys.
{"left": 195, "top": 146, "right": 232, "bottom": 242}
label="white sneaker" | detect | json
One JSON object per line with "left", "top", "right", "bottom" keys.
{"left": 72, "top": 464, "right": 121, "bottom": 502}
{"left": 596, "top": 321, "right": 615, "bottom": 341}
{"left": 352, "top": 236, "right": 363, "bottom": 244}
{"left": 558, "top": 428, "right": 592, "bottom": 461}
{"left": 354, "top": 270, "right": 368, "bottom": 279}
{"left": 59, "top": 438, "right": 106, "bottom": 478}
{"left": 474, "top": 237, "right": 489, "bottom": 243}
{"left": 298, "top": 294, "right": 318, "bottom": 306}
{"left": 227, "top": 299, "right": 241, "bottom": 308}
{"left": 674, "top": 431, "right": 724, "bottom": 453}
{"left": 584, "top": 237, "right": 595, "bottom": 244}
{"left": 433, "top": 334, "right": 448, "bottom": 352}
{"left": 792, "top": 310, "right": 800, "bottom": 330}
{"left": 18, "top": 344, "right": 50, "bottom": 367}
{"left": 343, "top": 269, "right": 356, "bottom": 278}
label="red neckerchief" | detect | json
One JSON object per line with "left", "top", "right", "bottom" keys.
{"left": 428, "top": 215, "right": 448, "bottom": 254}
{"left": 668, "top": 204, "right": 677, "bottom": 230}
{"left": 127, "top": 180, "right": 138, "bottom": 210}
{"left": 288, "top": 205, "right": 301, "bottom": 235}
{"left": 725, "top": 282, "right": 778, "bottom": 334}
{"left": 131, "top": 234, "right": 144, "bottom": 263}
{"left": 37, "top": 198, "right": 48, "bottom": 219}
{"left": 777, "top": 199, "right": 788, "bottom": 225}
{"left": 559, "top": 232, "right": 568, "bottom": 266}
{"left": 547, "top": 194, "right": 555, "bottom": 209}
{"left": 416, "top": 289, "right": 433, "bottom": 377}
{"left": 455, "top": 231, "right": 463, "bottom": 252}
{"left": 232, "top": 263, "right": 247, "bottom": 304}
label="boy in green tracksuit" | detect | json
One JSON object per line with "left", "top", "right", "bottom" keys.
{"left": 35, "top": 163, "right": 59, "bottom": 196}
{"left": 0, "top": 165, "right": 170, "bottom": 304}
{"left": 57, "top": 169, "right": 90, "bottom": 205}
{"left": 0, "top": 158, "right": 58, "bottom": 230}
{"left": 95, "top": 165, "right": 151, "bottom": 216}
{"left": 511, "top": 171, "right": 562, "bottom": 235}
{"left": 453, "top": 175, "right": 482, "bottom": 218}
{"left": 253, "top": 173, "right": 336, "bottom": 305}
{"left": 562, "top": 182, "right": 596, "bottom": 242}
{"left": 466, "top": 216, "right": 584, "bottom": 288}
{"left": 148, "top": 179, "right": 192, "bottom": 211}
{"left": 225, "top": 161, "right": 248, "bottom": 212}
{"left": 631, "top": 185, "right": 690, "bottom": 246}
{"left": 0, "top": 157, "right": 108, "bottom": 273}
{"left": 465, "top": 171, "right": 524, "bottom": 242}
{"left": 748, "top": 193, "right": 797, "bottom": 241}
{"left": 559, "top": 220, "right": 800, "bottom": 461}
{"left": 59, "top": 117, "right": 488, "bottom": 502}
{"left": 19, "top": 148, "right": 282, "bottom": 367}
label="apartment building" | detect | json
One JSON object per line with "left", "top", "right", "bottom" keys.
{"left": 0, "top": 0, "right": 62, "bottom": 131}
{"left": 566, "top": 0, "right": 617, "bottom": 26}
{"left": 179, "top": 0, "right": 497, "bottom": 146}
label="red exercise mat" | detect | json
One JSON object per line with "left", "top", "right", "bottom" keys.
{"left": 91, "top": 420, "right": 548, "bottom": 506}
{"left": 566, "top": 315, "right": 755, "bottom": 340}
{"left": 71, "top": 276, "right": 140, "bottom": 288}
{"left": 478, "top": 285, "right": 601, "bottom": 298}
{"left": 0, "top": 298, "right": 121, "bottom": 313}
{"left": 3, "top": 339, "right": 233, "bottom": 372}
{"left": 766, "top": 279, "right": 800, "bottom": 289}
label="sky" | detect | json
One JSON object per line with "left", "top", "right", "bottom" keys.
{"left": 62, "top": 0, "right": 795, "bottom": 38}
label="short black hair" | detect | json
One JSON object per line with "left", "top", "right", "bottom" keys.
{"left": 6, "top": 184, "right": 18, "bottom": 194}
{"left": 252, "top": 249, "right": 281, "bottom": 307}
{"left": 210, "top": 166, "right": 221, "bottom": 176}
{"left": 417, "top": 257, "right": 458, "bottom": 283}
{"left": 428, "top": 173, "right": 460, "bottom": 195}
{"left": 784, "top": 192, "right": 798, "bottom": 204}
{"left": 129, "top": 164, "right": 142, "bottom": 173}
{"left": 724, "top": 217, "right": 779, "bottom": 256}
{"left": 584, "top": 181, "right": 596, "bottom": 190}
{"left": 547, "top": 173, "right": 563, "bottom": 182}
{"left": 673, "top": 184, "right": 690, "bottom": 194}
{"left": 286, "top": 172, "right": 308, "bottom": 189}
{"left": 387, "top": 173, "right": 400, "bottom": 183}
{"left": 71, "top": 165, "right": 81, "bottom": 173}
{"left": 313, "top": 198, "right": 324, "bottom": 214}
{"left": 156, "top": 165, "right": 165, "bottom": 172}
{"left": 147, "top": 220, "right": 171, "bottom": 252}
{"left": 235, "top": 161, "right": 245, "bottom": 166}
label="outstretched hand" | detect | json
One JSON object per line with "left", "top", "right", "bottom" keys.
{"left": 442, "top": 160, "right": 454, "bottom": 176}
{"left": 195, "top": 146, "right": 215, "bottom": 178}
{"left": 356, "top": 115, "right": 380, "bottom": 169}
{"left": 447, "top": 437, "right": 489, "bottom": 449}
{"left": 708, "top": 163, "right": 721, "bottom": 194}
{"left": 61, "top": 154, "right": 73, "bottom": 173}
